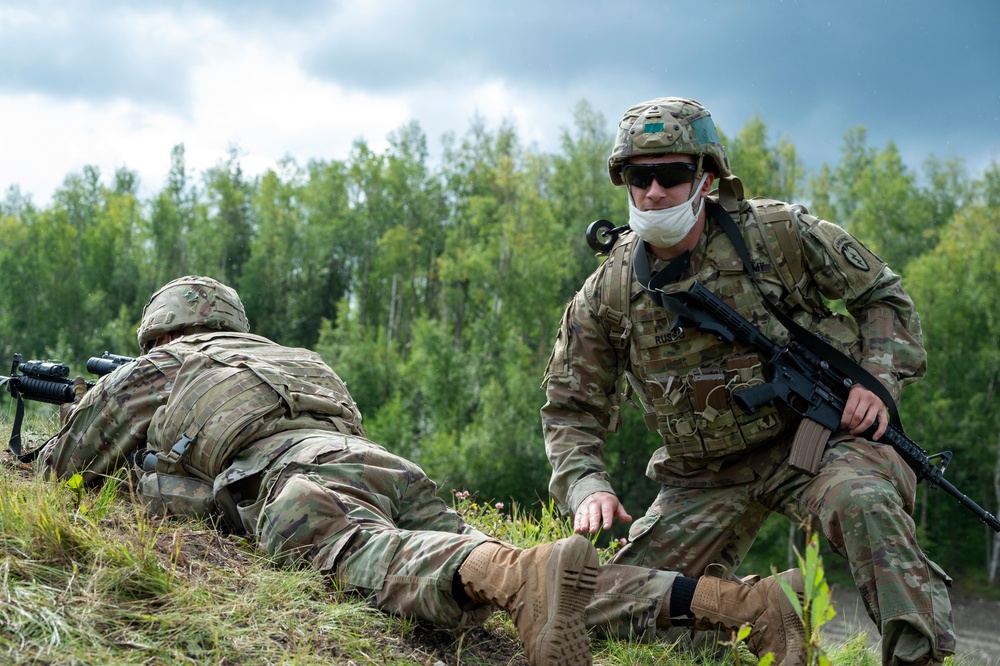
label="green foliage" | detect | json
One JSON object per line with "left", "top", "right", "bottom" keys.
{"left": 829, "top": 633, "right": 879, "bottom": 666}
{"left": 779, "top": 534, "right": 837, "bottom": 666}
{"left": 899, "top": 186, "right": 1000, "bottom": 575}
{"left": 725, "top": 115, "right": 802, "bottom": 202}
{"left": 814, "top": 127, "right": 958, "bottom": 270}
{"left": 0, "top": 455, "right": 438, "bottom": 664}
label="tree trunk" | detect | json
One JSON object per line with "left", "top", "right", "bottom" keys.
{"left": 387, "top": 273, "right": 398, "bottom": 353}
{"left": 989, "top": 429, "right": 1000, "bottom": 587}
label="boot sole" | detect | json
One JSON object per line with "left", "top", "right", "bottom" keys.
{"left": 749, "top": 569, "right": 807, "bottom": 666}
{"left": 533, "top": 535, "right": 600, "bottom": 666}
{"left": 775, "top": 569, "right": 806, "bottom": 666}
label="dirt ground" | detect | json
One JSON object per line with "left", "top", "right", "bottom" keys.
{"left": 823, "top": 584, "right": 1000, "bottom": 665}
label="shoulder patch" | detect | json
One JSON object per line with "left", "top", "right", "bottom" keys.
{"left": 835, "top": 236, "right": 870, "bottom": 271}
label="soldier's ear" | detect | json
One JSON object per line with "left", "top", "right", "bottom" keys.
{"left": 701, "top": 172, "right": 716, "bottom": 195}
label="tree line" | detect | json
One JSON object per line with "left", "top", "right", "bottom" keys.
{"left": 1, "top": 101, "right": 998, "bottom": 588}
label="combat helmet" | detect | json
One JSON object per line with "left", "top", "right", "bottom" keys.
{"left": 137, "top": 275, "right": 249, "bottom": 351}
{"left": 608, "top": 97, "right": 732, "bottom": 185}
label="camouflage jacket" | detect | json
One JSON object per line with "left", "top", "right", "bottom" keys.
{"left": 541, "top": 199, "right": 926, "bottom": 513}
{"left": 36, "top": 331, "right": 364, "bottom": 497}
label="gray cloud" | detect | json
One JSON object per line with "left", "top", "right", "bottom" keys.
{"left": 301, "top": 3, "right": 625, "bottom": 92}
{"left": 290, "top": 0, "right": 1000, "bottom": 173}
{"left": 2, "top": 0, "right": 997, "bottom": 204}
{"left": 0, "top": 1, "right": 198, "bottom": 107}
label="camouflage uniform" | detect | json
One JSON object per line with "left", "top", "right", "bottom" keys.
{"left": 39, "top": 326, "right": 677, "bottom": 637}
{"left": 542, "top": 203, "right": 956, "bottom": 663}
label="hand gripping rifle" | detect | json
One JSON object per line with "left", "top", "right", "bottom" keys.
{"left": 670, "top": 282, "right": 1000, "bottom": 533}
{"left": 1, "top": 352, "right": 134, "bottom": 462}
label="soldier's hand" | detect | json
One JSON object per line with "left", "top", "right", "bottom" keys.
{"left": 58, "top": 376, "right": 88, "bottom": 426}
{"left": 574, "top": 491, "right": 632, "bottom": 534}
{"left": 841, "top": 384, "right": 887, "bottom": 441}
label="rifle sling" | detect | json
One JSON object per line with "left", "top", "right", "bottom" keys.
{"left": 707, "top": 200, "right": 903, "bottom": 431}
{"left": 6, "top": 391, "right": 41, "bottom": 463}
{"left": 631, "top": 245, "right": 693, "bottom": 330}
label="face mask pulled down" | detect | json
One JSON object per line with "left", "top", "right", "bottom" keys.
{"left": 627, "top": 173, "right": 708, "bottom": 248}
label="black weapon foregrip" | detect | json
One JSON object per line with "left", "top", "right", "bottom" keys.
{"left": 14, "top": 376, "right": 75, "bottom": 404}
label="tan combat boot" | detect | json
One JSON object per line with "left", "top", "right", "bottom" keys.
{"left": 690, "top": 568, "right": 806, "bottom": 666}
{"left": 459, "top": 535, "right": 600, "bottom": 666}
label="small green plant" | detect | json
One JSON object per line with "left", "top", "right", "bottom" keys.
{"left": 452, "top": 489, "right": 578, "bottom": 547}
{"left": 724, "top": 624, "right": 775, "bottom": 666}
{"left": 777, "top": 533, "right": 837, "bottom": 666}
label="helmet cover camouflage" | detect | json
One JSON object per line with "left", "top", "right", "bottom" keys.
{"left": 608, "top": 97, "right": 732, "bottom": 185}
{"left": 137, "top": 275, "right": 250, "bottom": 350}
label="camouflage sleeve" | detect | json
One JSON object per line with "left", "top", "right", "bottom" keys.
{"left": 34, "top": 357, "right": 171, "bottom": 482}
{"left": 800, "top": 218, "right": 926, "bottom": 401}
{"left": 541, "top": 268, "right": 625, "bottom": 515}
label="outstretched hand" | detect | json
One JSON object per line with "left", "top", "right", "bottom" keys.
{"left": 574, "top": 491, "right": 632, "bottom": 534}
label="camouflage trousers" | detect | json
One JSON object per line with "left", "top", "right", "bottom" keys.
{"left": 611, "top": 435, "right": 956, "bottom": 665}
{"left": 245, "top": 431, "right": 676, "bottom": 634}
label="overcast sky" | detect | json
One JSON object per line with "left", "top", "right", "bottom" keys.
{"left": 2, "top": 0, "right": 998, "bottom": 206}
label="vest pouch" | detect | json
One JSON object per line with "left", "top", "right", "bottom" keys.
{"left": 217, "top": 347, "right": 365, "bottom": 436}
{"left": 693, "top": 408, "right": 745, "bottom": 456}
{"left": 690, "top": 372, "right": 745, "bottom": 457}
{"left": 662, "top": 412, "right": 703, "bottom": 457}
{"left": 649, "top": 381, "right": 704, "bottom": 458}
{"left": 138, "top": 472, "right": 217, "bottom": 520}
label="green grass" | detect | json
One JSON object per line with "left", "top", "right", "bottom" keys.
{"left": 0, "top": 413, "right": 888, "bottom": 666}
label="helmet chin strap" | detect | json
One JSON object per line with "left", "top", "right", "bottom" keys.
{"left": 690, "top": 154, "right": 706, "bottom": 215}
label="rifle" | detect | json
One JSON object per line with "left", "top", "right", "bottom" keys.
{"left": 672, "top": 281, "right": 1000, "bottom": 533}
{"left": 1, "top": 351, "right": 135, "bottom": 462}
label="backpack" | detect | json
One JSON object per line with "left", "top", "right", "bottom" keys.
{"left": 145, "top": 335, "right": 364, "bottom": 483}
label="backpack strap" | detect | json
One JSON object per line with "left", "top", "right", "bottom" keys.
{"left": 742, "top": 198, "right": 816, "bottom": 312}
{"left": 596, "top": 233, "right": 636, "bottom": 352}
{"left": 720, "top": 175, "right": 827, "bottom": 317}
{"left": 593, "top": 232, "right": 638, "bottom": 432}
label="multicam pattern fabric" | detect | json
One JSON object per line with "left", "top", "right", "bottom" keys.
{"left": 541, "top": 199, "right": 954, "bottom": 663}
{"left": 37, "top": 330, "right": 677, "bottom": 635}
{"left": 147, "top": 332, "right": 364, "bottom": 481}
{"left": 608, "top": 97, "right": 733, "bottom": 184}
{"left": 136, "top": 275, "right": 250, "bottom": 349}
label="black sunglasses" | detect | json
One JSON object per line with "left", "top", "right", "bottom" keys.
{"left": 621, "top": 162, "right": 698, "bottom": 190}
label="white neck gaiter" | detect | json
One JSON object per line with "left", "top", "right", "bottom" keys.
{"left": 627, "top": 173, "right": 708, "bottom": 249}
